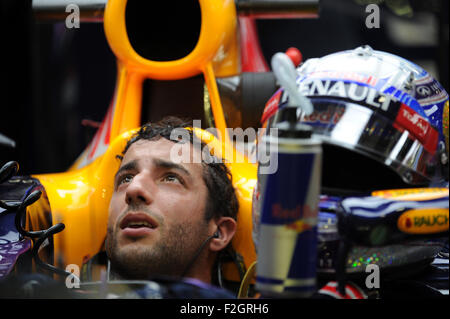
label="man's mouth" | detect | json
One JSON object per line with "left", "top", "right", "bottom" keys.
{"left": 124, "top": 221, "right": 155, "bottom": 229}
{"left": 119, "top": 212, "right": 158, "bottom": 237}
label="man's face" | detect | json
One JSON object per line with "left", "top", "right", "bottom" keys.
{"left": 106, "top": 138, "right": 212, "bottom": 279}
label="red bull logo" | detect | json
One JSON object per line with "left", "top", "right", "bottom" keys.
{"left": 270, "top": 203, "right": 317, "bottom": 233}
{"left": 271, "top": 203, "right": 318, "bottom": 220}
{"left": 285, "top": 219, "right": 314, "bottom": 233}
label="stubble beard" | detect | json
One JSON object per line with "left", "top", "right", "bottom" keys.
{"left": 106, "top": 219, "right": 209, "bottom": 280}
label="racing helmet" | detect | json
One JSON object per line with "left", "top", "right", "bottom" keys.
{"left": 252, "top": 47, "right": 449, "bottom": 287}
{"left": 261, "top": 45, "right": 449, "bottom": 193}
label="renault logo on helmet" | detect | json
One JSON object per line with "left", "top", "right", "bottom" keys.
{"left": 296, "top": 79, "right": 396, "bottom": 112}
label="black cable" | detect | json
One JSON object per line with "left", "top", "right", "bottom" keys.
{"left": 18, "top": 191, "right": 74, "bottom": 278}
{"left": 1, "top": 161, "right": 79, "bottom": 282}
{"left": 181, "top": 233, "right": 217, "bottom": 278}
{"left": 31, "top": 223, "right": 72, "bottom": 277}
{"left": 336, "top": 237, "right": 352, "bottom": 296}
{"left": 0, "top": 161, "right": 19, "bottom": 184}
{"left": 14, "top": 190, "right": 47, "bottom": 239}
{"left": 217, "top": 257, "right": 224, "bottom": 288}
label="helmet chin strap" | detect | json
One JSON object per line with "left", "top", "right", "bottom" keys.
{"left": 181, "top": 231, "right": 219, "bottom": 278}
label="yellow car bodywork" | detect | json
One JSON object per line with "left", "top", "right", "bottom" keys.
{"left": 29, "top": 0, "right": 257, "bottom": 283}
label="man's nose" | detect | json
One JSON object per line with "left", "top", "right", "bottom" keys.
{"left": 125, "top": 173, "right": 154, "bottom": 206}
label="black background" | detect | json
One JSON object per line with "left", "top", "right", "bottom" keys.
{"left": 0, "top": 0, "right": 448, "bottom": 176}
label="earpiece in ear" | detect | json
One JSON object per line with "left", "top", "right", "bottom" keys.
{"left": 213, "top": 230, "right": 220, "bottom": 238}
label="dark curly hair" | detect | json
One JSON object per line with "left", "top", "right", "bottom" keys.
{"left": 118, "top": 116, "right": 239, "bottom": 222}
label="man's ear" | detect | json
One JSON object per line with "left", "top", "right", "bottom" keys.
{"left": 209, "top": 217, "right": 237, "bottom": 252}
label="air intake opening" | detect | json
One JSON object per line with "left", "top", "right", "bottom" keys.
{"left": 125, "top": 0, "right": 201, "bottom": 61}
{"left": 141, "top": 76, "right": 207, "bottom": 128}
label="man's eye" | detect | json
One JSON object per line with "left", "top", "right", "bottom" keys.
{"left": 162, "top": 173, "right": 183, "bottom": 184}
{"left": 118, "top": 174, "right": 133, "bottom": 185}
